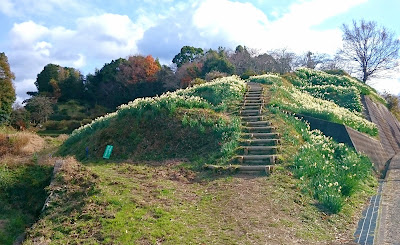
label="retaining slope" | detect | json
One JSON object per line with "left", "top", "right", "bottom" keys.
{"left": 297, "top": 114, "right": 388, "bottom": 171}
{"left": 363, "top": 96, "right": 400, "bottom": 156}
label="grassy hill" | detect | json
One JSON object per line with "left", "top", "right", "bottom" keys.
{"left": 58, "top": 76, "right": 246, "bottom": 164}
{"left": 8, "top": 69, "right": 388, "bottom": 244}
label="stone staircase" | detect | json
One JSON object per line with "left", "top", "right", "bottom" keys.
{"left": 233, "top": 82, "right": 279, "bottom": 174}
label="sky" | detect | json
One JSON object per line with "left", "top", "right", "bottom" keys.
{"left": 0, "top": 0, "right": 399, "bottom": 103}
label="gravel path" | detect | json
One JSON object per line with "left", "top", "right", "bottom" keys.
{"left": 376, "top": 153, "right": 400, "bottom": 245}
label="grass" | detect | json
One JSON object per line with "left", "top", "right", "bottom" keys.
{"left": 58, "top": 76, "right": 245, "bottom": 164}
{"left": 23, "top": 159, "right": 375, "bottom": 244}
{"left": 14, "top": 70, "right": 385, "bottom": 243}
{"left": 0, "top": 127, "right": 66, "bottom": 245}
{"left": 265, "top": 100, "right": 377, "bottom": 213}
{"left": 0, "top": 164, "right": 52, "bottom": 245}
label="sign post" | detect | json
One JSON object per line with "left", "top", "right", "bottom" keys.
{"left": 103, "top": 145, "right": 113, "bottom": 159}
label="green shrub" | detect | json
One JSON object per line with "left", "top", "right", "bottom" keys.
{"left": 248, "top": 74, "right": 283, "bottom": 85}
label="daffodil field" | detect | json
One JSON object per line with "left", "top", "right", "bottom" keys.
{"left": 260, "top": 69, "right": 379, "bottom": 213}
{"left": 294, "top": 129, "right": 373, "bottom": 213}
{"left": 251, "top": 69, "right": 380, "bottom": 136}
{"left": 271, "top": 108, "right": 375, "bottom": 213}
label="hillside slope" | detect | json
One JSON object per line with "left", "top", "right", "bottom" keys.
{"left": 58, "top": 76, "right": 246, "bottom": 163}
{"left": 23, "top": 70, "right": 387, "bottom": 244}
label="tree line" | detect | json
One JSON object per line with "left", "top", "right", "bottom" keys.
{"left": 1, "top": 19, "right": 399, "bottom": 130}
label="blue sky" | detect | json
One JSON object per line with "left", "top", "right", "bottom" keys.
{"left": 0, "top": 0, "right": 399, "bottom": 103}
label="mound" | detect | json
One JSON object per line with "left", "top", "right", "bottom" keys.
{"left": 58, "top": 76, "right": 246, "bottom": 162}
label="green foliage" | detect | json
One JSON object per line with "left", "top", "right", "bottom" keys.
{"left": 0, "top": 53, "right": 16, "bottom": 125}
{"left": 269, "top": 109, "right": 375, "bottom": 213}
{"left": 34, "top": 64, "right": 84, "bottom": 101}
{"left": 383, "top": 93, "right": 400, "bottom": 120}
{"left": 248, "top": 74, "right": 283, "bottom": 85}
{"left": 269, "top": 83, "right": 378, "bottom": 136}
{"left": 172, "top": 46, "right": 204, "bottom": 68}
{"left": 254, "top": 70, "right": 379, "bottom": 136}
{"left": 0, "top": 164, "right": 52, "bottom": 244}
{"left": 178, "top": 76, "right": 245, "bottom": 110}
{"left": 85, "top": 58, "right": 164, "bottom": 109}
{"left": 292, "top": 68, "right": 385, "bottom": 105}
{"left": 10, "top": 106, "right": 30, "bottom": 130}
{"left": 293, "top": 129, "right": 374, "bottom": 213}
{"left": 202, "top": 50, "right": 235, "bottom": 76}
{"left": 58, "top": 76, "right": 246, "bottom": 163}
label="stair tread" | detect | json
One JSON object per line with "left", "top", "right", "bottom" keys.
{"left": 240, "top": 146, "right": 278, "bottom": 149}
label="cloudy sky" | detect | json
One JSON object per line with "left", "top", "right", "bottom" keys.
{"left": 1, "top": 0, "right": 399, "bottom": 103}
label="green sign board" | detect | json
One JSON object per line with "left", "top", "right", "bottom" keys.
{"left": 103, "top": 145, "right": 113, "bottom": 159}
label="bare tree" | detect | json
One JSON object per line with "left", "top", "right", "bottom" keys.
{"left": 269, "top": 48, "right": 296, "bottom": 74}
{"left": 339, "top": 19, "right": 400, "bottom": 83}
{"left": 295, "top": 51, "right": 329, "bottom": 69}
{"left": 25, "top": 96, "right": 54, "bottom": 124}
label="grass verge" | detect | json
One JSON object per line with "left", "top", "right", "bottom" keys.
{"left": 23, "top": 159, "right": 375, "bottom": 244}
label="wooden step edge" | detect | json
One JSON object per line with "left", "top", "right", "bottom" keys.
{"left": 204, "top": 164, "right": 274, "bottom": 174}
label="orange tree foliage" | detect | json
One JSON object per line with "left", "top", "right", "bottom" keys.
{"left": 119, "top": 55, "right": 161, "bottom": 84}
{"left": 176, "top": 62, "right": 203, "bottom": 88}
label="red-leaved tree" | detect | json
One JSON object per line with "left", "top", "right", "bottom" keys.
{"left": 118, "top": 55, "right": 161, "bottom": 84}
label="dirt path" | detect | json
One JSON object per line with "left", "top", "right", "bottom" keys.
{"left": 376, "top": 153, "right": 400, "bottom": 245}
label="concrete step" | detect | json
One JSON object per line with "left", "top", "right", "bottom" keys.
{"left": 241, "top": 132, "right": 279, "bottom": 139}
{"left": 246, "top": 93, "right": 262, "bottom": 97}
{"left": 242, "top": 121, "right": 271, "bottom": 126}
{"left": 204, "top": 164, "right": 274, "bottom": 175}
{"left": 238, "top": 146, "right": 279, "bottom": 155}
{"left": 243, "top": 102, "right": 263, "bottom": 106}
{"left": 243, "top": 126, "right": 275, "bottom": 133}
{"left": 235, "top": 155, "right": 277, "bottom": 164}
{"left": 241, "top": 115, "right": 264, "bottom": 121}
{"left": 240, "top": 110, "right": 261, "bottom": 116}
{"left": 240, "top": 138, "right": 280, "bottom": 146}
{"left": 242, "top": 105, "right": 261, "bottom": 110}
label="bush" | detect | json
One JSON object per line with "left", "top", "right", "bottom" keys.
{"left": 190, "top": 78, "right": 207, "bottom": 86}
{"left": 240, "top": 70, "right": 257, "bottom": 80}
{"left": 383, "top": 93, "right": 400, "bottom": 120}
{"left": 205, "top": 71, "right": 228, "bottom": 81}
{"left": 323, "top": 69, "right": 350, "bottom": 76}
{"left": 248, "top": 74, "right": 283, "bottom": 85}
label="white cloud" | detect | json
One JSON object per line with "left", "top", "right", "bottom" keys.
{"left": 368, "top": 71, "right": 400, "bottom": 96}
{"left": 140, "top": 0, "right": 366, "bottom": 58}
{"left": 193, "top": 0, "right": 269, "bottom": 46}
{"left": 8, "top": 13, "right": 152, "bottom": 101}
{"left": 74, "top": 13, "right": 145, "bottom": 58}
{"left": 10, "top": 21, "right": 49, "bottom": 48}
{"left": 0, "top": 0, "right": 16, "bottom": 16}
{"left": 0, "top": 0, "right": 90, "bottom": 17}
{"left": 14, "top": 79, "right": 36, "bottom": 104}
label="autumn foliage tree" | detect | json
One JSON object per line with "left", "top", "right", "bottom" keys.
{"left": 118, "top": 55, "right": 160, "bottom": 84}
{"left": 85, "top": 55, "right": 164, "bottom": 109}
{"left": 0, "top": 52, "right": 16, "bottom": 124}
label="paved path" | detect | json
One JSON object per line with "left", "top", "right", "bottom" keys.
{"left": 376, "top": 153, "right": 400, "bottom": 245}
